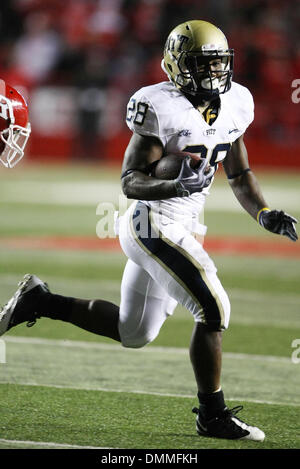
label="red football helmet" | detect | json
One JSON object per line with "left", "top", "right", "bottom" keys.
{"left": 0, "top": 79, "right": 31, "bottom": 168}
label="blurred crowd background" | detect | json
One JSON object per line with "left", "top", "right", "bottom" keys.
{"left": 0, "top": 0, "right": 299, "bottom": 166}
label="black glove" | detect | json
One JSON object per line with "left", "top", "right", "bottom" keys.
{"left": 174, "top": 157, "right": 215, "bottom": 197}
{"left": 259, "top": 209, "right": 298, "bottom": 242}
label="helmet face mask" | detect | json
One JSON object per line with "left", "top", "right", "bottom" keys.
{"left": 0, "top": 80, "right": 31, "bottom": 168}
{"left": 178, "top": 50, "right": 234, "bottom": 98}
{"left": 162, "top": 20, "right": 234, "bottom": 100}
{"left": 0, "top": 122, "right": 31, "bottom": 168}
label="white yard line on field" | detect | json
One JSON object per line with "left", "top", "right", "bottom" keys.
{"left": 3, "top": 335, "right": 291, "bottom": 363}
{"left": 1, "top": 378, "right": 299, "bottom": 408}
{"left": 2, "top": 335, "right": 299, "bottom": 408}
{"left": 0, "top": 438, "right": 114, "bottom": 449}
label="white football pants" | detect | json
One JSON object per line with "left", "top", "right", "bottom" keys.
{"left": 117, "top": 201, "right": 230, "bottom": 348}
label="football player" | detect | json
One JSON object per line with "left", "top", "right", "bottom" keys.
{"left": 0, "top": 79, "right": 31, "bottom": 168}
{"left": 0, "top": 20, "right": 298, "bottom": 441}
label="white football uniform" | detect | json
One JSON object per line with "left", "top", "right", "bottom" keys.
{"left": 117, "top": 80, "right": 254, "bottom": 348}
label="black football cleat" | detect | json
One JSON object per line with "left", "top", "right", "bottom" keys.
{"left": 192, "top": 405, "right": 265, "bottom": 441}
{"left": 0, "top": 274, "right": 50, "bottom": 336}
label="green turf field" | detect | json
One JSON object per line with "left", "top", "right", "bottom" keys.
{"left": 0, "top": 163, "right": 299, "bottom": 450}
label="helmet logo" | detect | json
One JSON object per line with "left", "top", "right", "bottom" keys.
{"left": 166, "top": 34, "right": 189, "bottom": 52}
{"left": 0, "top": 100, "right": 9, "bottom": 121}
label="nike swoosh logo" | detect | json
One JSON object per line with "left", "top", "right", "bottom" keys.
{"left": 228, "top": 128, "right": 239, "bottom": 134}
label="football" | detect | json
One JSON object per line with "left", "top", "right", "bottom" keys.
{"left": 153, "top": 152, "right": 201, "bottom": 180}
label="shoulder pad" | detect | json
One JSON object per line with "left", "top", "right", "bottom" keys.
{"left": 126, "top": 82, "right": 190, "bottom": 139}
{"left": 225, "top": 82, "right": 254, "bottom": 132}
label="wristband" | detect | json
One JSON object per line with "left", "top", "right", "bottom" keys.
{"left": 227, "top": 168, "right": 251, "bottom": 179}
{"left": 257, "top": 207, "right": 270, "bottom": 223}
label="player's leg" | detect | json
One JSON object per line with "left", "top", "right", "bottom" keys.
{"left": 120, "top": 201, "right": 229, "bottom": 399}
{"left": 0, "top": 259, "right": 176, "bottom": 349}
{"left": 0, "top": 273, "right": 121, "bottom": 341}
{"left": 121, "top": 201, "right": 264, "bottom": 441}
{"left": 187, "top": 267, "right": 229, "bottom": 397}
{"left": 65, "top": 298, "right": 121, "bottom": 341}
{"left": 175, "top": 231, "right": 231, "bottom": 408}
{"left": 189, "top": 323, "right": 223, "bottom": 394}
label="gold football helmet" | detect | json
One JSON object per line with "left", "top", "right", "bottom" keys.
{"left": 162, "top": 20, "right": 234, "bottom": 99}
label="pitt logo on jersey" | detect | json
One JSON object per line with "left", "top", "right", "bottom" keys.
{"left": 205, "top": 129, "right": 216, "bottom": 136}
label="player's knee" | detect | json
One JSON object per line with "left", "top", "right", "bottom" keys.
{"left": 205, "top": 297, "right": 231, "bottom": 331}
{"left": 202, "top": 318, "right": 227, "bottom": 332}
{"left": 120, "top": 329, "right": 158, "bottom": 349}
{"left": 193, "top": 293, "right": 231, "bottom": 331}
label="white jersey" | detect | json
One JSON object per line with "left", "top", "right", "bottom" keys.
{"left": 125, "top": 80, "right": 254, "bottom": 234}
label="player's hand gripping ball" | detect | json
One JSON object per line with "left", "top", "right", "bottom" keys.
{"left": 153, "top": 152, "right": 216, "bottom": 196}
